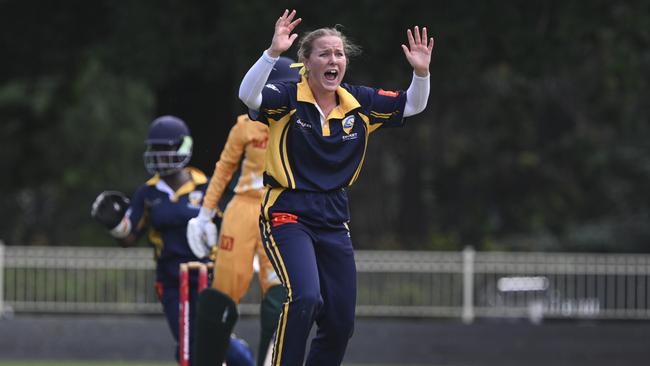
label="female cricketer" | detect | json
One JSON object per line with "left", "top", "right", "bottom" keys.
{"left": 237, "top": 9, "right": 434, "bottom": 366}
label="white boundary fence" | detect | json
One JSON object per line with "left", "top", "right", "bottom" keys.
{"left": 0, "top": 242, "right": 4, "bottom": 317}
{"left": 1, "top": 243, "right": 649, "bottom": 321}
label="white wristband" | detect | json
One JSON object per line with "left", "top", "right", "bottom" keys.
{"left": 109, "top": 217, "right": 131, "bottom": 239}
{"left": 261, "top": 49, "right": 280, "bottom": 64}
{"left": 198, "top": 206, "right": 216, "bottom": 221}
{"left": 404, "top": 71, "right": 430, "bottom": 117}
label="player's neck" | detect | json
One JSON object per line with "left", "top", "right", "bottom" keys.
{"left": 313, "top": 91, "right": 338, "bottom": 119}
{"left": 162, "top": 169, "right": 191, "bottom": 191}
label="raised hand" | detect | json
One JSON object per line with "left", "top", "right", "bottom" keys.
{"left": 401, "top": 26, "right": 434, "bottom": 77}
{"left": 268, "top": 9, "right": 302, "bottom": 58}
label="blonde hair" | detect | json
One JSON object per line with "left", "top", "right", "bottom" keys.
{"left": 297, "top": 25, "right": 362, "bottom": 66}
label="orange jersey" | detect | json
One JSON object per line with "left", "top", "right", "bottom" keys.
{"left": 203, "top": 114, "right": 268, "bottom": 210}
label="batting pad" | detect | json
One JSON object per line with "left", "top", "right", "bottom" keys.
{"left": 193, "top": 288, "right": 238, "bottom": 366}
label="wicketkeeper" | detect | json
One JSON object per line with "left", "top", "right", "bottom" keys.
{"left": 91, "top": 115, "right": 254, "bottom": 366}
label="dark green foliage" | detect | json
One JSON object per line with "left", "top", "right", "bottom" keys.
{"left": 0, "top": 1, "right": 648, "bottom": 252}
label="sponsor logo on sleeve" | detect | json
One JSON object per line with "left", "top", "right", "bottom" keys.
{"left": 378, "top": 89, "right": 400, "bottom": 97}
{"left": 252, "top": 136, "right": 268, "bottom": 149}
{"left": 265, "top": 84, "right": 281, "bottom": 93}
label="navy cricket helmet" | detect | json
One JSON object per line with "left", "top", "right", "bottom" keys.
{"left": 268, "top": 57, "right": 301, "bottom": 83}
{"left": 143, "top": 115, "right": 193, "bottom": 176}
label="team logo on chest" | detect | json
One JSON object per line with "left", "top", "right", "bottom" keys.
{"left": 188, "top": 191, "right": 203, "bottom": 208}
{"left": 342, "top": 115, "right": 355, "bottom": 134}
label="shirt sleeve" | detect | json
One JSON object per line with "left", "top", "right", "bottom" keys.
{"left": 248, "top": 81, "right": 294, "bottom": 125}
{"left": 239, "top": 50, "right": 278, "bottom": 111}
{"left": 345, "top": 84, "right": 408, "bottom": 131}
{"left": 126, "top": 185, "right": 149, "bottom": 239}
{"left": 404, "top": 72, "right": 430, "bottom": 117}
{"left": 202, "top": 117, "right": 248, "bottom": 210}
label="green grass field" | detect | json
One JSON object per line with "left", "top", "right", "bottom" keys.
{"left": 0, "top": 362, "right": 408, "bottom": 366}
{"left": 0, "top": 362, "right": 177, "bottom": 366}
{"left": 0, "top": 364, "right": 412, "bottom": 366}
{"left": 0, "top": 363, "right": 176, "bottom": 366}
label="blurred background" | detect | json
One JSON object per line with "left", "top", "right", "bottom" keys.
{"left": 2, "top": 0, "right": 649, "bottom": 252}
{"left": 1, "top": 0, "right": 649, "bottom": 365}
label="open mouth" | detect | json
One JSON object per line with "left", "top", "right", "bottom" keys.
{"left": 324, "top": 69, "right": 338, "bottom": 81}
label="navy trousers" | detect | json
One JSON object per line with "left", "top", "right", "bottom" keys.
{"left": 260, "top": 188, "right": 357, "bottom": 366}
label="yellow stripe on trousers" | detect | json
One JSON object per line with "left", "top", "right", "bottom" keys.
{"left": 261, "top": 219, "right": 291, "bottom": 366}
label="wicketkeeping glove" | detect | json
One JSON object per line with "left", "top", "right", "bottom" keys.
{"left": 186, "top": 206, "right": 218, "bottom": 259}
{"left": 91, "top": 191, "right": 130, "bottom": 228}
{"left": 91, "top": 190, "right": 131, "bottom": 238}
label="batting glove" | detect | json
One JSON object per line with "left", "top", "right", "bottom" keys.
{"left": 187, "top": 206, "right": 218, "bottom": 259}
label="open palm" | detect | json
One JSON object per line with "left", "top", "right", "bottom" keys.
{"left": 269, "top": 9, "right": 302, "bottom": 57}
{"left": 402, "top": 26, "right": 434, "bottom": 77}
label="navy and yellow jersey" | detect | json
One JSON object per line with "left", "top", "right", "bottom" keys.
{"left": 249, "top": 77, "right": 407, "bottom": 192}
{"left": 126, "top": 167, "right": 210, "bottom": 283}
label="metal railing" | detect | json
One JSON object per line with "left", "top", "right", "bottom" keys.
{"left": 1, "top": 243, "right": 649, "bottom": 321}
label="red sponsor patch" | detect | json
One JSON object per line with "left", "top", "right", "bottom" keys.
{"left": 252, "top": 136, "right": 268, "bottom": 149}
{"left": 220, "top": 235, "right": 234, "bottom": 251}
{"left": 378, "top": 89, "right": 400, "bottom": 97}
{"left": 271, "top": 212, "right": 298, "bottom": 227}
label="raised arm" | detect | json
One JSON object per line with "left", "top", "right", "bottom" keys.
{"left": 238, "top": 10, "right": 302, "bottom": 110}
{"left": 402, "top": 26, "right": 434, "bottom": 117}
